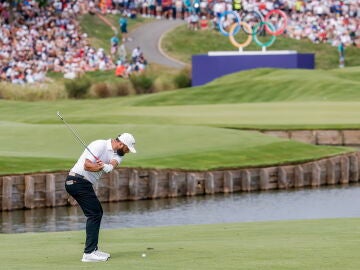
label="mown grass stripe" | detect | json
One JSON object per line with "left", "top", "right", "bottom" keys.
{"left": 1, "top": 219, "right": 360, "bottom": 269}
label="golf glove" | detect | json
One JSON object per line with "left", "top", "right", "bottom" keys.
{"left": 102, "top": 164, "right": 113, "bottom": 173}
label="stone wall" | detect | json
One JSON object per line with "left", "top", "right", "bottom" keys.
{"left": 1, "top": 152, "right": 359, "bottom": 211}
{"left": 262, "top": 130, "right": 360, "bottom": 145}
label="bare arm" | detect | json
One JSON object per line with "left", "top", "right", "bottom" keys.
{"left": 84, "top": 159, "right": 104, "bottom": 172}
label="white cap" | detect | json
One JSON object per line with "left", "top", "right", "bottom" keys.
{"left": 118, "top": 133, "right": 136, "bottom": 153}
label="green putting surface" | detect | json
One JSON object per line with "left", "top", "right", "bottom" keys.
{"left": 0, "top": 121, "right": 351, "bottom": 174}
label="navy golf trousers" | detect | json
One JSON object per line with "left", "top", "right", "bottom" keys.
{"left": 65, "top": 175, "right": 103, "bottom": 254}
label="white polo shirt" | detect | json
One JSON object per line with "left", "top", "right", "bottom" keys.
{"left": 70, "top": 139, "right": 122, "bottom": 184}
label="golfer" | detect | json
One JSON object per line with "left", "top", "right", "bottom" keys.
{"left": 65, "top": 133, "right": 136, "bottom": 262}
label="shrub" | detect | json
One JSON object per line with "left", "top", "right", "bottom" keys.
{"left": 92, "top": 82, "right": 111, "bottom": 98}
{"left": 174, "top": 67, "right": 192, "bottom": 89}
{"left": 129, "top": 72, "right": 155, "bottom": 95}
{"left": 112, "top": 81, "right": 134, "bottom": 96}
{"left": 64, "top": 76, "right": 91, "bottom": 98}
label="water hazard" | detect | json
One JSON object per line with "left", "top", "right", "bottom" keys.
{"left": 2, "top": 184, "right": 360, "bottom": 233}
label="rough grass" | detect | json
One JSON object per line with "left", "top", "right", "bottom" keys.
{"left": 1, "top": 219, "right": 360, "bottom": 269}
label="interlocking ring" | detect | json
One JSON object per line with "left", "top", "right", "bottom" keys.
{"left": 219, "top": 9, "right": 288, "bottom": 49}
{"left": 218, "top": 11, "right": 241, "bottom": 37}
{"left": 241, "top": 11, "right": 265, "bottom": 35}
{"left": 264, "top": 9, "right": 287, "bottom": 36}
{"left": 229, "top": 22, "right": 252, "bottom": 48}
{"left": 252, "top": 21, "right": 276, "bottom": 47}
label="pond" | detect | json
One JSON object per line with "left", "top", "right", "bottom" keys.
{"left": 2, "top": 184, "right": 360, "bottom": 233}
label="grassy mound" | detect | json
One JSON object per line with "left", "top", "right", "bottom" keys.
{"left": 1, "top": 218, "right": 360, "bottom": 269}
{"left": 126, "top": 67, "right": 360, "bottom": 106}
{"left": 162, "top": 25, "right": 360, "bottom": 69}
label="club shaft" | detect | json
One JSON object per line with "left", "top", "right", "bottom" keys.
{"left": 57, "top": 112, "right": 99, "bottom": 161}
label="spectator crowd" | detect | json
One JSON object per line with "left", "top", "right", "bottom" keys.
{"left": 93, "top": 0, "right": 359, "bottom": 50}
{"left": 0, "top": 0, "right": 359, "bottom": 84}
{"left": 114, "top": 45, "right": 148, "bottom": 78}
{"left": 0, "top": 0, "right": 115, "bottom": 84}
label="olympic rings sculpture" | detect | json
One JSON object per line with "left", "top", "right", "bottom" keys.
{"left": 218, "top": 9, "right": 288, "bottom": 49}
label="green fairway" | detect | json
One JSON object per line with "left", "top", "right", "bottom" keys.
{"left": 1, "top": 218, "right": 360, "bottom": 269}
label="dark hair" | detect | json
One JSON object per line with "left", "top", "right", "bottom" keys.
{"left": 116, "top": 134, "right": 123, "bottom": 142}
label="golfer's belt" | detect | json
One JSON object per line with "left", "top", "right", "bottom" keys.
{"left": 69, "top": 171, "right": 85, "bottom": 178}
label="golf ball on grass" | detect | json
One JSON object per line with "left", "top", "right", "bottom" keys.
{"left": 142, "top": 253, "right": 146, "bottom": 258}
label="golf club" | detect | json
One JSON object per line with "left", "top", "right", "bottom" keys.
{"left": 56, "top": 111, "right": 100, "bottom": 161}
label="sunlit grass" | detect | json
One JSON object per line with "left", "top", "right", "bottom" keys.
{"left": 0, "top": 102, "right": 355, "bottom": 175}
{"left": 1, "top": 219, "right": 360, "bottom": 269}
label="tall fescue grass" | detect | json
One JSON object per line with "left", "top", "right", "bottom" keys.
{"left": 89, "top": 81, "right": 135, "bottom": 98}
{"left": 108, "top": 80, "right": 135, "bottom": 96}
{"left": 153, "top": 76, "right": 176, "bottom": 92}
{"left": 0, "top": 67, "right": 190, "bottom": 100}
{"left": 0, "top": 82, "right": 67, "bottom": 101}
{"left": 91, "top": 82, "right": 111, "bottom": 98}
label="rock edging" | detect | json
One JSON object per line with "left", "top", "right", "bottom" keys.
{"left": 1, "top": 152, "right": 359, "bottom": 211}
{"left": 262, "top": 129, "right": 360, "bottom": 145}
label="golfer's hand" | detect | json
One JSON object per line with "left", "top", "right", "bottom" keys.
{"left": 96, "top": 159, "right": 104, "bottom": 166}
{"left": 96, "top": 160, "right": 105, "bottom": 170}
{"left": 84, "top": 159, "right": 104, "bottom": 172}
{"left": 102, "top": 163, "right": 114, "bottom": 173}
